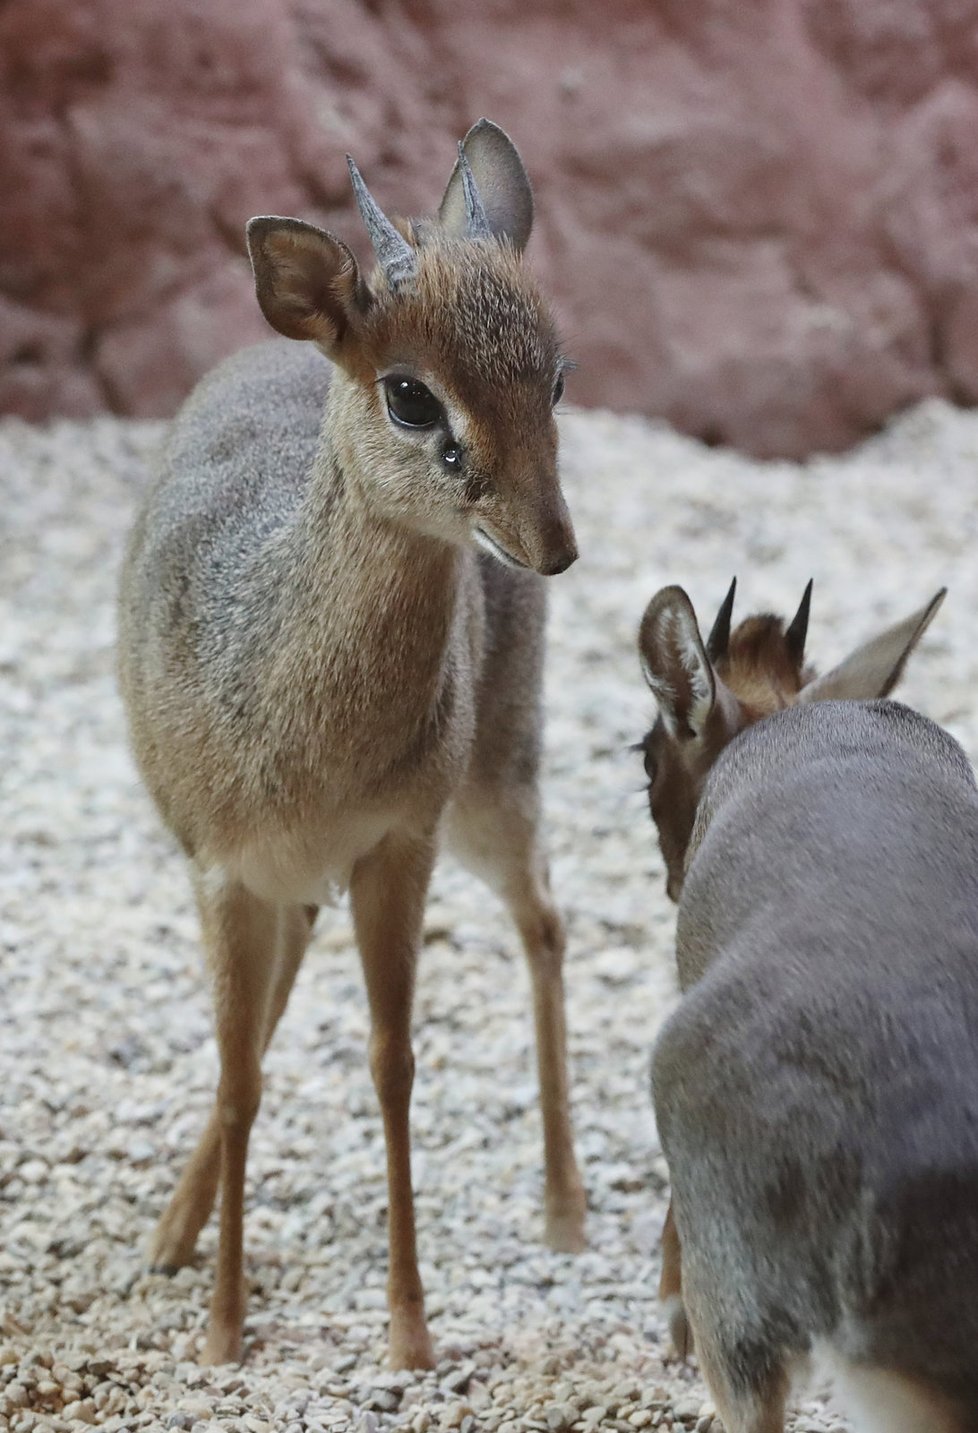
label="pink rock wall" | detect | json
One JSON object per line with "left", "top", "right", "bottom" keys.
{"left": 3, "top": 0, "right": 978, "bottom": 457}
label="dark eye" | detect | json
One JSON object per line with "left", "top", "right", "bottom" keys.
{"left": 442, "top": 442, "right": 463, "bottom": 470}
{"left": 553, "top": 372, "right": 565, "bottom": 406}
{"left": 642, "top": 743, "right": 657, "bottom": 782}
{"left": 384, "top": 376, "right": 443, "bottom": 429}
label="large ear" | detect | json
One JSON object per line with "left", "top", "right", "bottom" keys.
{"left": 438, "top": 119, "right": 534, "bottom": 251}
{"left": 798, "top": 589, "right": 946, "bottom": 705}
{"left": 638, "top": 586, "right": 716, "bottom": 740}
{"left": 246, "top": 217, "right": 366, "bottom": 352}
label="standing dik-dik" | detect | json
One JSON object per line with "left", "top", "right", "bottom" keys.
{"left": 118, "top": 120, "right": 585, "bottom": 1369}
{"left": 636, "top": 581, "right": 978, "bottom": 1433}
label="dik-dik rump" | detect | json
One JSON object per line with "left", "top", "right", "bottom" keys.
{"left": 637, "top": 582, "right": 978, "bottom": 1433}
{"left": 118, "top": 121, "right": 585, "bottom": 1368}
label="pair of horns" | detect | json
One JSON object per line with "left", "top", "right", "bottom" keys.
{"left": 706, "top": 578, "right": 813, "bottom": 663}
{"left": 346, "top": 128, "right": 493, "bottom": 292}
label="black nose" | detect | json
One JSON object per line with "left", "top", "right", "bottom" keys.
{"left": 537, "top": 546, "right": 578, "bottom": 577}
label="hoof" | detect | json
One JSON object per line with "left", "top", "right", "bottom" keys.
{"left": 201, "top": 1323, "right": 244, "bottom": 1366}
{"left": 148, "top": 1224, "right": 197, "bottom": 1273}
{"left": 389, "top": 1311, "right": 436, "bottom": 1371}
{"left": 545, "top": 1188, "right": 587, "bottom": 1254}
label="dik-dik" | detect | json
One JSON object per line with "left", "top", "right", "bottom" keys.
{"left": 637, "top": 581, "right": 978, "bottom": 1433}
{"left": 118, "top": 120, "right": 585, "bottom": 1368}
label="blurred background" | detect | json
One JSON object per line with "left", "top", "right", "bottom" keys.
{"left": 3, "top": 0, "right": 978, "bottom": 459}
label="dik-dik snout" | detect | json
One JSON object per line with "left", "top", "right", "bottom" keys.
{"left": 471, "top": 425, "right": 577, "bottom": 576}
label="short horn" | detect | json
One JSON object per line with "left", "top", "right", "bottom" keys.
{"left": 346, "top": 155, "right": 416, "bottom": 291}
{"left": 785, "top": 579, "right": 813, "bottom": 665}
{"left": 456, "top": 141, "right": 492, "bottom": 239}
{"left": 706, "top": 577, "right": 737, "bottom": 662}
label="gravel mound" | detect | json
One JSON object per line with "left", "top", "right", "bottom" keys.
{"left": 3, "top": 399, "right": 978, "bottom": 1432}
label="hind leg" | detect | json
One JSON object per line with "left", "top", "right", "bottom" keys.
{"left": 150, "top": 899, "right": 315, "bottom": 1273}
{"left": 446, "top": 787, "right": 585, "bottom": 1251}
{"left": 659, "top": 1198, "right": 692, "bottom": 1358}
{"left": 681, "top": 1264, "right": 788, "bottom": 1433}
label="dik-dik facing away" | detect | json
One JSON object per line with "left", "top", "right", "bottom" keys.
{"left": 118, "top": 120, "right": 585, "bottom": 1368}
{"left": 637, "top": 582, "right": 978, "bottom": 1433}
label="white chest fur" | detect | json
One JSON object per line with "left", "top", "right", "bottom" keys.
{"left": 206, "top": 807, "right": 399, "bottom": 907}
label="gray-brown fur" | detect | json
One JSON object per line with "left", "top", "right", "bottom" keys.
{"left": 638, "top": 586, "right": 978, "bottom": 1432}
{"left": 118, "top": 120, "right": 584, "bottom": 1369}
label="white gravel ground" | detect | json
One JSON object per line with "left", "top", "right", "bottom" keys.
{"left": 3, "top": 397, "right": 978, "bottom": 1433}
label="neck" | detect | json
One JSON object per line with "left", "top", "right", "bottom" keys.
{"left": 299, "top": 442, "right": 462, "bottom": 640}
{"left": 256, "top": 404, "right": 469, "bottom": 768}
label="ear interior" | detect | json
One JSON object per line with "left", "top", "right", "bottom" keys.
{"left": 246, "top": 217, "right": 365, "bottom": 351}
{"left": 639, "top": 586, "right": 716, "bottom": 740}
{"left": 438, "top": 118, "right": 534, "bottom": 251}
{"left": 798, "top": 589, "right": 946, "bottom": 705}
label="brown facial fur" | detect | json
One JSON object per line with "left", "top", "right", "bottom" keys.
{"left": 640, "top": 609, "right": 811, "bottom": 901}
{"left": 638, "top": 585, "right": 945, "bottom": 906}
{"left": 349, "top": 235, "right": 573, "bottom": 572}
{"left": 715, "top": 614, "right": 812, "bottom": 715}
{"left": 366, "top": 233, "right": 562, "bottom": 385}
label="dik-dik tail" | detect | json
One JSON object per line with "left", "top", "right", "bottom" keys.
{"left": 634, "top": 583, "right": 978, "bottom": 1433}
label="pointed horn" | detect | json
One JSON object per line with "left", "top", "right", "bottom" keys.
{"left": 456, "top": 141, "right": 492, "bottom": 239}
{"left": 346, "top": 155, "right": 416, "bottom": 290}
{"left": 785, "top": 579, "right": 813, "bottom": 666}
{"left": 706, "top": 577, "right": 737, "bottom": 663}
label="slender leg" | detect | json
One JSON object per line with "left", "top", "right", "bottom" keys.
{"left": 349, "top": 832, "right": 436, "bottom": 1371}
{"left": 150, "top": 1106, "right": 223, "bottom": 1273}
{"left": 445, "top": 794, "right": 585, "bottom": 1253}
{"left": 510, "top": 862, "right": 586, "bottom": 1250}
{"left": 150, "top": 903, "right": 315, "bottom": 1275}
{"left": 659, "top": 1198, "right": 691, "bottom": 1357}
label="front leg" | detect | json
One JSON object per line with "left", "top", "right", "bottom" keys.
{"left": 350, "top": 831, "right": 436, "bottom": 1370}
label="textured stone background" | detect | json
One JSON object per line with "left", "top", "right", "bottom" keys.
{"left": 4, "top": 0, "right": 978, "bottom": 455}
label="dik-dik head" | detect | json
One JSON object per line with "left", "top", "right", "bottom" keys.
{"left": 246, "top": 120, "right": 576, "bottom": 576}
{"left": 637, "top": 580, "right": 946, "bottom": 901}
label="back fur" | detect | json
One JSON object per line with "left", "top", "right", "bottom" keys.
{"left": 657, "top": 704, "right": 978, "bottom": 1428}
